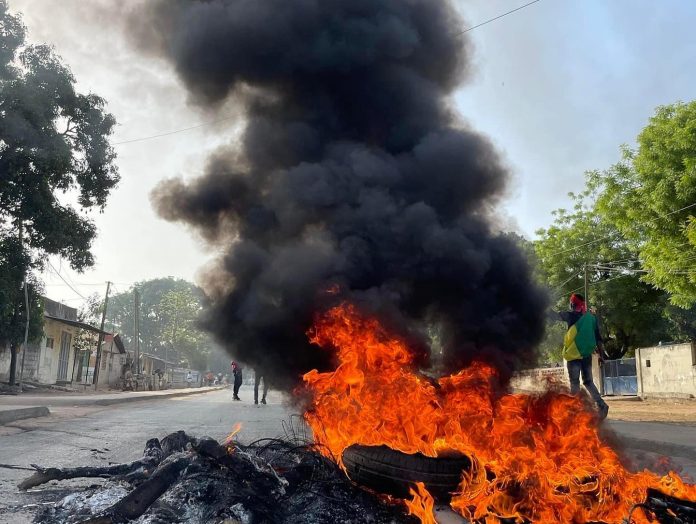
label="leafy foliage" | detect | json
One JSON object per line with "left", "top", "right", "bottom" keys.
{"left": 0, "top": 2, "right": 118, "bottom": 383}
{"left": 590, "top": 102, "right": 696, "bottom": 307}
{"left": 534, "top": 189, "right": 671, "bottom": 360}
{"left": 0, "top": 237, "right": 44, "bottom": 382}
{"left": 98, "top": 278, "right": 216, "bottom": 371}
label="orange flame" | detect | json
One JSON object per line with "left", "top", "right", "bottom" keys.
{"left": 405, "top": 482, "right": 437, "bottom": 524}
{"left": 303, "top": 303, "right": 696, "bottom": 523}
{"left": 223, "top": 422, "right": 243, "bottom": 446}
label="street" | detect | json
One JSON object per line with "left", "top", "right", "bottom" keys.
{"left": 0, "top": 386, "right": 301, "bottom": 523}
{"left": 0, "top": 388, "right": 695, "bottom": 523}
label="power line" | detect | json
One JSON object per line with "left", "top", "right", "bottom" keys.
{"left": 589, "top": 263, "right": 696, "bottom": 276}
{"left": 44, "top": 282, "right": 110, "bottom": 287}
{"left": 456, "top": 0, "right": 543, "bottom": 35}
{"left": 545, "top": 201, "right": 696, "bottom": 258}
{"left": 112, "top": 114, "right": 238, "bottom": 146}
{"left": 553, "top": 272, "right": 581, "bottom": 291}
{"left": 109, "top": 3, "right": 542, "bottom": 148}
{"left": 595, "top": 241, "right": 696, "bottom": 268}
{"left": 47, "top": 260, "right": 87, "bottom": 300}
{"left": 553, "top": 271, "right": 634, "bottom": 301}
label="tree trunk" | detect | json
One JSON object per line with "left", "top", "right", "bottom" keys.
{"left": 9, "top": 343, "right": 18, "bottom": 386}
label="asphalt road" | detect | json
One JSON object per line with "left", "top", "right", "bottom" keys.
{"left": 0, "top": 386, "right": 301, "bottom": 523}
{"left": 0, "top": 387, "right": 694, "bottom": 523}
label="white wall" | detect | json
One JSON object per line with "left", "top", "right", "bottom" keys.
{"left": 511, "top": 354, "right": 603, "bottom": 394}
{"left": 37, "top": 320, "right": 79, "bottom": 384}
{"left": 636, "top": 343, "right": 696, "bottom": 398}
{"left": 511, "top": 366, "right": 567, "bottom": 392}
{"left": 0, "top": 344, "right": 11, "bottom": 382}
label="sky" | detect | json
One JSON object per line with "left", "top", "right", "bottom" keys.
{"left": 8, "top": 0, "right": 696, "bottom": 307}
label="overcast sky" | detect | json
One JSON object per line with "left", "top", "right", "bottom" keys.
{"left": 9, "top": 0, "right": 696, "bottom": 307}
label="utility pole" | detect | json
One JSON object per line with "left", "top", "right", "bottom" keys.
{"left": 133, "top": 288, "right": 141, "bottom": 375}
{"left": 584, "top": 264, "right": 589, "bottom": 306}
{"left": 18, "top": 280, "right": 30, "bottom": 391}
{"left": 93, "top": 281, "right": 112, "bottom": 387}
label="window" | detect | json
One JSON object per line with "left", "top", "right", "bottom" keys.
{"left": 46, "top": 337, "right": 54, "bottom": 349}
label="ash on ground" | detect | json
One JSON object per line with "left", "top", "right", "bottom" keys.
{"left": 29, "top": 431, "right": 413, "bottom": 524}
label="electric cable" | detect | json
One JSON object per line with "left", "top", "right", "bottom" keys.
{"left": 545, "top": 201, "right": 696, "bottom": 258}
{"left": 111, "top": 2, "right": 544, "bottom": 147}
{"left": 456, "top": 0, "right": 542, "bottom": 35}
{"left": 47, "top": 260, "right": 87, "bottom": 300}
{"left": 112, "top": 114, "right": 238, "bottom": 146}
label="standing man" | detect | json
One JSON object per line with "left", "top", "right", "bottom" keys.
{"left": 254, "top": 369, "right": 269, "bottom": 405}
{"left": 560, "top": 293, "right": 609, "bottom": 420}
{"left": 231, "top": 361, "right": 243, "bottom": 401}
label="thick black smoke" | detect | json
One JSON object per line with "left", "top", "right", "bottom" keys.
{"left": 133, "top": 0, "right": 548, "bottom": 390}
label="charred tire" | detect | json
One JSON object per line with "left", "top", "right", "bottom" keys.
{"left": 342, "top": 445, "right": 470, "bottom": 502}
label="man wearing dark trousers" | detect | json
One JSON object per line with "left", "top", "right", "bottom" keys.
{"left": 559, "top": 293, "right": 609, "bottom": 420}
{"left": 254, "top": 369, "right": 269, "bottom": 405}
{"left": 231, "top": 361, "right": 243, "bottom": 401}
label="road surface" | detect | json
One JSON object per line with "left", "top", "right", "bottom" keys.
{"left": 0, "top": 387, "right": 694, "bottom": 523}
{"left": 0, "top": 386, "right": 299, "bottom": 523}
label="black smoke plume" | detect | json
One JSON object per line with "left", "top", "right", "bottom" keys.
{"left": 133, "top": 0, "right": 548, "bottom": 391}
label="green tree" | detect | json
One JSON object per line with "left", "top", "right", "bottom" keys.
{"left": 159, "top": 288, "right": 210, "bottom": 371}
{"left": 535, "top": 189, "right": 671, "bottom": 360}
{"left": 0, "top": 239, "right": 43, "bottom": 383}
{"left": 101, "top": 278, "right": 215, "bottom": 371}
{"left": 104, "top": 278, "right": 202, "bottom": 354}
{"left": 72, "top": 293, "right": 101, "bottom": 357}
{"left": 0, "top": 2, "right": 118, "bottom": 384}
{"left": 590, "top": 101, "right": 696, "bottom": 307}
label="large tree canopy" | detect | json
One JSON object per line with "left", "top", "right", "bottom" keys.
{"left": 590, "top": 101, "right": 696, "bottom": 307}
{"left": 0, "top": 1, "right": 119, "bottom": 384}
{"left": 96, "top": 278, "right": 218, "bottom": 372}
{"left": 534, "top": 189, "right": 672, "bottom": 361}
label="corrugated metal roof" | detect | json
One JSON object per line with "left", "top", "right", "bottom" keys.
{"left": 44, "top": 315, "right": 110, "bottom": 335}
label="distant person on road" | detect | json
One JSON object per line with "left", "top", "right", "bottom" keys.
{"left": 558, "top": 293, "right": 609, "bottom": 420}
{"left": 186, "top": 371, "right": 193, "bottom": 388}
{"left": 231, "top": 361, "right": 243, "bottom": 401}
{"left": 254, "top": 369, "right": 269, "bottom": 405}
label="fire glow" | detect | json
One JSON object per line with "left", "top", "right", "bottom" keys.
{"left": 303, "top": 303, "right": 696, "bottom": 523}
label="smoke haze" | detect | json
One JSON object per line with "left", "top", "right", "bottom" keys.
{"left": 132, "top": 0, "right": 548, "bottom": 390}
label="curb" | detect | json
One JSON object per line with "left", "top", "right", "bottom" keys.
{"left": 92, "top": 386, "right": 226, "bottom": 406}
{"left": 0, "top": 406, "right": 51, "bottom": 425}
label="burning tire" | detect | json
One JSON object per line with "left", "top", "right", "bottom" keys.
{"left": 342, "top": 445, "right": 470, "bottom": 502}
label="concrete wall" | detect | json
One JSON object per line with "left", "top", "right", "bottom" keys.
{"left": 37, "top": 319, "right": 79, "bottom": 384}
{"left": 0, "top": 345, "right": 10, "bottom": 381}
{"left": 636, "top": 342, "right": 696, "bottom": 398}
{"left": 0, "top": 319, "right": 79, "bottom": 385}
{"left": 511, "top": 355, "right": 603, "bottom": 395}
{"left": 511, "top": 366, "right": 567, "bottom": 392}
{"left": 97, "top": 338, "right": 126, "bottom": 389}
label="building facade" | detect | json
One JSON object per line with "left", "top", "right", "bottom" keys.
{"left": 0, "top": 297, "right": 107, "bottom": 386}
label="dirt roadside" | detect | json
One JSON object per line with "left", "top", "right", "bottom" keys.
{"left": 606, "top": 397, "right": 696, "bottom": 423}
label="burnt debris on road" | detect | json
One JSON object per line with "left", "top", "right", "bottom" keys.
{"left": 18, "top": 429, "right": 696, "bottom": 524}
{"left": 25, "top": 431, "right": 414, "bottom": 524}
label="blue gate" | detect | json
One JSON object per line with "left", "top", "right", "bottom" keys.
{"left": 602, "top": 357, "right": 637, "bottom": 396}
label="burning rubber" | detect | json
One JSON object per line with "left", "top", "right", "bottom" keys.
{"left": 23, "top": 305, "right": 695, "bottom": 523}
{"left": 303, "top": 304, "right": 696, "bottom": 523}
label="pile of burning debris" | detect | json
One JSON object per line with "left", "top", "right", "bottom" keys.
{"left": 19, "top": 427, "right": 696, "bottom": 524}
{"left": 25, "top": 430, "right": 415, "bottom": 524}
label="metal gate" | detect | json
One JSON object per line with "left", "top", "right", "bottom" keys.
{"left": 57, "top": 331, "right": 72, "bottom": 381}
{"left": 602, "top": 357, "right": 637, "bottom": 396}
